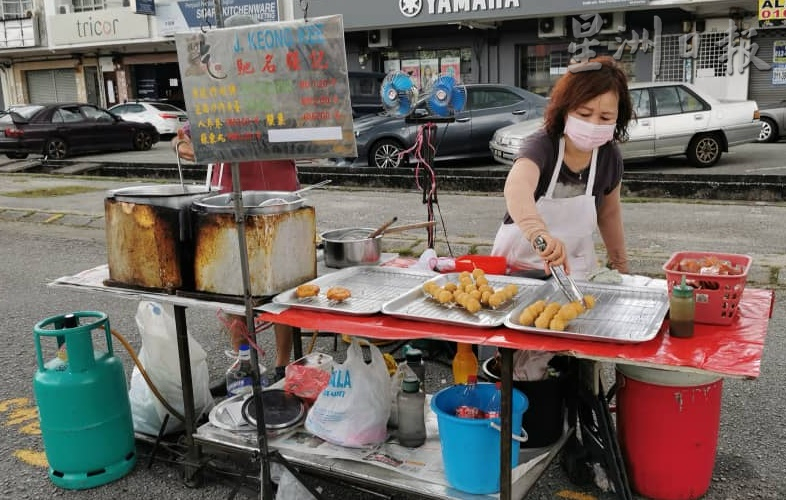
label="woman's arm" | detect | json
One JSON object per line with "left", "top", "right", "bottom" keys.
{"left": 171, "top": 128, "right": 195, "bottom": 162}
{"left": 596, "top": 183, "right": 629, "bottom": 273}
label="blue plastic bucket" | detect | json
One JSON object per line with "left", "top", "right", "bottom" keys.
{"left": 431, "top": 382, "right": 528, "bottom": 494}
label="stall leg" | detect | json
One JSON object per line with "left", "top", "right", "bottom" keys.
{"left": 173, "top": 304, "right": 202, "bottom": 487}
{"left": 499, "top": 347, "right": 513, "bottom": 500}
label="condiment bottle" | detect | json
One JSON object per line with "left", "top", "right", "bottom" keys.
{"left": 226, "top": 344, "right": 254, "bottom": 396}
{"left": 669, "top": 275, "right": 695, "bottom": 338}
{"left": 452, "top": 342, "right": 478, "bottom": 385}
{"left": 397, "top": 376, "right": 426, "bottom": 447}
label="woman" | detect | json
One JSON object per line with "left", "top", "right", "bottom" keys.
{"left": 491, "top": 56, "right": 632, "bottom": 280}
{"left": 173, "top": 123, "right": 299, "bottom": 383}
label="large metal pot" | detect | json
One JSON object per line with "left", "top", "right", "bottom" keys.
{"left": 320, "top": 227, "right": 382, "bottom": 269}
{"left": 105, "top": 184, "right": 213, "bottom": 291}
{"left": 191, "top": 191, "right": 317, "bottom": 297}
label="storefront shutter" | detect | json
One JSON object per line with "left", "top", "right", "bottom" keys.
{"left": 748, "top": 30, "right": 785, "bottom": 105}
{"left": 26, "top": 69, "right": 78, "bottom": 104}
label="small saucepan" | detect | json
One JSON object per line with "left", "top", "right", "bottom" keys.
{"left": 320, "top": 221, "right": 436, "bottom": 269}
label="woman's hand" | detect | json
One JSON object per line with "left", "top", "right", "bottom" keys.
{"left": 532, "top": 232, "right": 570, "bottom": 274}
{"left": 172, "top": 128, "right": 195, "bottom": 162}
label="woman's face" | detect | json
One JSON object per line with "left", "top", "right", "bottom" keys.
{"left": 568, "top": 90, "right": 619, "bottom": 126}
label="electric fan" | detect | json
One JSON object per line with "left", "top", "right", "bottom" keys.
{"left": 380, "top": 71, "right": 419, "bottom": 117}
{"left": 426, "top": 74, "right": 467, "bottom": 117}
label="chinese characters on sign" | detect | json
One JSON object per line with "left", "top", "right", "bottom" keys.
{"left": 174, "top": 14, "right": 356, "bottom": 163}
{"left": 567, "top": 14, "right": 772, "bottom": 77}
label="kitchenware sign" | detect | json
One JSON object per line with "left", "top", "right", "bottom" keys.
{"left": 175, "top": 14, "right": 356, "bottom": 163}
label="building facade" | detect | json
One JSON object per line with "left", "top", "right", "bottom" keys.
{"left": 0, "top": 0, "right": 781, "bottom": 110}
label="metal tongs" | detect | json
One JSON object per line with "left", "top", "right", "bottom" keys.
{"left": 534, "top": 235, "right": 586, "bottom": 307}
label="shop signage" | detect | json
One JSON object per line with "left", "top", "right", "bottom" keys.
{"left": 136, "top": 0, "right": 156, "bottom": 16}
{"left": 156, "top": 0, "right": 277, "bottom": 36}
{"left": 174, "top": 14, "right": 356, "bottom": 163}
{"left": 48, "top": 9, "right": 151, "bottom": 45}
{"left": 758, "top": 0, "right": 785, "bottom": 21}
{"left": 773, "top": 40, "right": 786, "bottom": 85}
{"left": 303, "top": 0, "right": 649, "bottom": 29}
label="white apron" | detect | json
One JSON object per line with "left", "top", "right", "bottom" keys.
{"left": 491, "top": 138, "right": 599, "bottom": 280}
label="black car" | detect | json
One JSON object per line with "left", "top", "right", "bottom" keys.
{"left": 340, "top": 84, "right": 547, "bottom": 169}
{"left": 0, "top": 103, "right": 159, "bottom": 160}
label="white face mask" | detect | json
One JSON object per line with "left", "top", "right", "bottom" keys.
{"left": 564, "top": 115, "right": 616, "bottom": 152}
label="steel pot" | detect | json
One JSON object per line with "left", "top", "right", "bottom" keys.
{"left": 193, "top": 190, "right": 307, "bottom": 215}
{"left": 104, "top": 184, "right": 213, "bottom": 292}
{"left": 320, "top": 227, "right": 382, "bottom": 268}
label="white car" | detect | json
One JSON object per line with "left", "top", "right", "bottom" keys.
{"left": 490, "top": 82, "right": 761, "bottom": 168}
{"left": 108, "top": 101, "right": 188, "bottom": 137}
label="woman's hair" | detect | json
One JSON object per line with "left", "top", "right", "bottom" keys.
{"left": 543, "top": 56, "right": 632, "bottom": 142}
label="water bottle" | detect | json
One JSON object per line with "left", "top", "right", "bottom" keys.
{"left": 225, "top": 344, "right": 254, "bottom": 397}
{"left": 485, "top": 381, "right": 502, "bottom": 419}
{"left": 405, "top": 348, "right": 425, "bottom": 389}
{"left": 397, "top": 376, "right": 426, "bottom": 447}
{"left": 455, "top": 374, "right": 482, "bottom": 419}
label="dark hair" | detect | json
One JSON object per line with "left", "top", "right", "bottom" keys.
{"left": 543, "top": 56, "right": 632, "bottom": 142}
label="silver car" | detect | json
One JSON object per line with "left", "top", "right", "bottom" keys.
{"left": 490, "top": 82, "right": 761, "bottom": 168}
{"left": 757, "top": 100, "right": 786, "bottom": 143}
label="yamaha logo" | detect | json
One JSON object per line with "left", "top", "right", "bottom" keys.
{"left": 399, "top": 0, "right": 422, "bottom": 17}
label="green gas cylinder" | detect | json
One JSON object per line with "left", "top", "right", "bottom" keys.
{"left": 33, "top": 311, "right": 136, "bottom": 489}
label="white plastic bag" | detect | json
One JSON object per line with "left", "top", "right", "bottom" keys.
{"left": 128, "top": 301, "right": 213, "bottom": 435}
{"left": 304, "top": 338, "right": 391, "bottom": 448}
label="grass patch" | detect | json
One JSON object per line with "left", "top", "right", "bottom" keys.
{"left": 0, "top": 186, "right": 105, "bottom": 198}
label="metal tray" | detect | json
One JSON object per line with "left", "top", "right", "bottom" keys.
{"left": 381, "top": 273, "right": 546, "bottom": 328}
{"left": 504, "top": 280, "right": 669, "bottom": 343}
{"left": 272, "top": 266, "right": 437, "bottom": 315}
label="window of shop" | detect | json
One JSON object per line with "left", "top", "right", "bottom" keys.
{"left": 0, "top": 0, "right": 32, "bottom": 18}
{"left": 380, "top": 48, "right": 472, "bottom": 89}
{"left": 73, "top": 0, "right": 105, "bottom": 12}
{"left": 518, "top": 43, "right": 635, "bottom": 96}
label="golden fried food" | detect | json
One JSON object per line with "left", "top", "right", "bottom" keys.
{"left": 519, "top": 309, "right": 536, "bottom": 326}
{"left": 532, "top": 300, "right": 547, "bottom": 314}
{"left": 296, "top": 283, "right": 320, "bottom": 298}
{"left": 583, "top": 294, "right": 597, "bottom": 309}
{"left": 326, "top": 286, "right": 352, "bottom": 302}
{"left": 549, "top": 317, "right": 567, "bottom": 331}
{"left": 534, "top": 314, "right": 551, "bottom": 329}
{"left": 480, "top": 290, "right": 492, "bottom": 305}
{"left": 437, "top": 289, "right": 454, "bottom": 304}
{"left": 557, "top": 304, "right": 578, "bottom": 321}
{"left": 443, "top": 282, "right": 458, "bottom": 292}
{"left": 488, "top": 291, "right": 507, "bottom": 309}
{"left": 471, "top": 268, "right": 486, "bottom": 279}
{"left": 502, "top": 284, "right": 519, "bottom": 299}
{"left": 465, "top": 297, "right": 482, "bottom": 314}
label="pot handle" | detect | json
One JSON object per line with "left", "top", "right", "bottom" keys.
{"left": 489, "top": 421, "right": 529, "bottom": 443}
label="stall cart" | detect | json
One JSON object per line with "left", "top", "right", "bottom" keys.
{"left": 50, "top": 263, "right": 773, "bottom": 500}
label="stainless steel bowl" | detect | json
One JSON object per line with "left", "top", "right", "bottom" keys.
{"left": 320, "top": 227, "right": 381, "bottom": 268}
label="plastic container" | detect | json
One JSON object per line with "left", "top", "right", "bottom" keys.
{"left": 452, "top": 343, "right": 478, "bottom": 384}
{"left": 33, "top": 311, "right": 136, "bottom": 489}
{"left": 405, "top": 348, "right": 425, "bottom": 388}
{"left": 616, "top": 364, "right": 723, "bottom": 500}
{"left": 396, "top": 377, "right": 426, "bottom": 447}
{"left": 669, "top": 275, "right": 695, "bottom": 338}
{"left": 431, "top": 382, "right": 528, "bottom": 494}
{"left": 226, "top": 344, "right": 254, "bottom": 397}
{"left": 663, "top": 251, "right": 752, "bottom": 325}
{"left": 454, "top": 254, "right": 507, "bottom": 275}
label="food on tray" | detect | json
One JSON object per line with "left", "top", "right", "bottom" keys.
{"left": 676, "top": 255, "right": 744, "bottom": 276}
{"left": 296, "top": 283, "right": 320, "bottom": 298}
{"left": 326, "top": 286, "right": 352, "bottom": 302}
{"left": 518, "top": 295, "right": 597, "bottom": 331}
{"left": 423, "top": 269, "right": 517, "bottom": 314}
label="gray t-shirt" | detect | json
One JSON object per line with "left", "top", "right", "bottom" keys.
{"left": 503, "top": 128, "right": 623, "bottom": 224}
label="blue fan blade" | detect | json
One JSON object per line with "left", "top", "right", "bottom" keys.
{"left": 381, "top": 83, "right": 399, "bottom": 108}
{"left": 398, "top": 96, "right": 412, "bottom": 116}
{"left": 450, "top": 87, "right": 467, "bottom": 112}
{"left": 391, "top": 73, "right": 414, "bottom": 92}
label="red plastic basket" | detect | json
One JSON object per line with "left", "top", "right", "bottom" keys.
{"left": 453, "top": 255, "right": 507, "bottom": 275}
{"left": 662, "top": 252, "right": 752, "bottom": 326}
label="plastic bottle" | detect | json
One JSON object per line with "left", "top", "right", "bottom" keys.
{"left": 485, "top": 381, "right": 502, "bottom": 419}
{"left": 669, "top": 275, "right": 695, "bottom": 338}
{"left": 456, "top": 374, "right": 482, "bottom": 418}
{"left": 225, "top": 344, "right": 254, "bottom": 397}
{"left": 452, "top": 342, "right": 479, "bottom": 385}
{"left": 396, "top": 376, "right": 426, "bottom": 447}
{"left": 405, "top": 348, "right": 426, "bottom": 389}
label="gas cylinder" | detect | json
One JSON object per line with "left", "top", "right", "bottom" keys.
{"left": 33, "top": 311, "right": 136, "bottom": 489}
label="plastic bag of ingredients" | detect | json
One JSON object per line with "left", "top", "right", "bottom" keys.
{"left": 128, "top": 301, "right": 213, "bottom": 435}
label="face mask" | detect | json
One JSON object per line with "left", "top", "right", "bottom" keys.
{"left": 564, "top": 115, "right": 616, "bottom": 152}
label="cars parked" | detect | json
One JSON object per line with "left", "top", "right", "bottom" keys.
{"left": 339, "top": 84, "right": 548, "bottom": 169}
{"left": 757, "top": 99, "right": 786, "bottom": 143}
{"left": 108, "top": 101, "right": 188, "bottom": 137}
{"left": 490, "top": 82, "right": 760, "bottom": 168}
{"left": 0, "top": 103, "right": 159, "bottom": 160}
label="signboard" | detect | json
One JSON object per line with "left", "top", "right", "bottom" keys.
{"left": 759, "top": 0, "right": 785, "bottom": 21}
{"left": 773, "top": 40, "right": 786, "bottom": 85}
{"left": 156, "top": 0, "right": 277, "bottom": 36}
{"left": 136, "top": 0, "right": 156, "bottom": 15}
{"left": 48, "top": 9, "right": 151, "bottom": 45}
{"left": 175, "top": 14, "right": 356, "bottom": 163}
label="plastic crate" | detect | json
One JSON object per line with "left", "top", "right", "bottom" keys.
{"left": 662, "top": 252, "right": 752, "bottom": 326}
{"left": 454, "top": 255, "right": 507, "bottom": 275}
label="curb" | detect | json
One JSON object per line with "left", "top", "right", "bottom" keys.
{"left": 3, "top": 206, "right": 783, "bottom": 289}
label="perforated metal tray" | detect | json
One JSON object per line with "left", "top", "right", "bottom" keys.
{"left": 504, "top": 280, "right": 669, "bottom": 343}
{"left": 272, "top": 266, "right": 437, "bottom": 315}
{"left": 381, "top": 273, "right": 546, "bottom": 328}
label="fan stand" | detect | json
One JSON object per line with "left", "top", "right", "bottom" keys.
{"left": 405, "top": 115, "right": 455, "bottom": 249}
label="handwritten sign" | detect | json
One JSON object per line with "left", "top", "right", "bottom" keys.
{"left": 174, "top": 14, "right": 356, "bottom": 163}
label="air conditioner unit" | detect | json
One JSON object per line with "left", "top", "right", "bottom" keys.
{"left": 368, "top": 28, "right": 392, "bottom": 48}
{"left": 538, "top": 17, "right": 566, "bottom": 38}
{"left": 599, "top": 12, "right": 626, "bottom": 35}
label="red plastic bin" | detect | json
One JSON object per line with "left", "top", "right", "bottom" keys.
{"left": 662, "top": 251, "right": 752, "bottom": 326}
